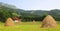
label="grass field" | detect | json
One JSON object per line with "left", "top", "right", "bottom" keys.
{"left": 0, "top": 22, "right": 60, "bottom": 31}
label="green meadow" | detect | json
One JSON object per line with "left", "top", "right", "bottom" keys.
{"left": 0, "top": 1, "right": 60, "bottom": 31}
{"left": 0, "top": 22, "right": 60, "bottom": 31}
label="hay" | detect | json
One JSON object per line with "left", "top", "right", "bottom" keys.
{"left": 33, "top": 20, "right": 36, "bottom": 23}
{"left": 5, "top": 18, "right": 14, "bottom": 26}
{"left": 41, "top": 15, "right": 57, "bottom": 28}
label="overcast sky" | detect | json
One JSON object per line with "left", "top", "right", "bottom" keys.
{"left": 0, "top": 0, "right": 60, "bottom": 10}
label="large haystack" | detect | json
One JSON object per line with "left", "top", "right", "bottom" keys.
{"left": 5, "top": 18, "right": 14, "bottom": 26}
{"left": 41, "top": 15, "right": 57, "bottom": 28}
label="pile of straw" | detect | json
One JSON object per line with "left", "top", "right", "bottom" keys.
{"left": 41, "top": 15, "right": 57, "bottom": 28}
{"left": 5, "top": 18, "right": 14, "bottom": 26}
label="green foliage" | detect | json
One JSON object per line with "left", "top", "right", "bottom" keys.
{"left": 0, "top": 2, "right": 60, "bottom": 22}
{"left": 12, "top": 13, "right": 20, "bottom": 17}
{"left": 0, "top": 2, "right": 19, "bottom": 22}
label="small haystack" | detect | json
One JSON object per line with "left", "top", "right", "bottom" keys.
{"left": 41, "top": 15, "right": 57, "bottom": 28}
{"left": 5, "top": 18, "right": 14, "bottom": 26}
{"left": 33, "top": 20, "right": 36, "bottom": 23}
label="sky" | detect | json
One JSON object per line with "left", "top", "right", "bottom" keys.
{"left": 0, "top": 0, "right": 60, "bottom": 11}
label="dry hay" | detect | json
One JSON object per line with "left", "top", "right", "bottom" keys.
{"left": 41, "top": 15, "right": 57, "bottom": 28}
{"left": 5, "top": 18, "right": 14, "bottom": 26}
{"left": 33, "top": 20, "right": 36, "bottom": 23}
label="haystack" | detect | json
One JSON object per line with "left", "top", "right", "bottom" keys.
{"left": 5, "top": 18, "right": 14, "bottom": 26}
{"left": 33, "top": 20, "right": 36, "bottom": 23}
{"left": 41, "top": 15, "right": 57, "bottom": 28}
{"left": 33, "top": 20, "right": 36, "bottom": 22}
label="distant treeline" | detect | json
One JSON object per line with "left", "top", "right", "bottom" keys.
{"left": 0, "top": 2, "right": 60, "bottom": 22}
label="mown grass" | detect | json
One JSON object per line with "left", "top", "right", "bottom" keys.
{"left": 0, "top": 22, "right": 60, "bottom": 31}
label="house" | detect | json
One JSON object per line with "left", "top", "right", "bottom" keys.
{"left": 12, "top": 16, "right": 20, "bottom": 22}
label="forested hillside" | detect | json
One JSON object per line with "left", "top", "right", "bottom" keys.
{"left": 0, "top": 2, "right": 60, "bottom": 22}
